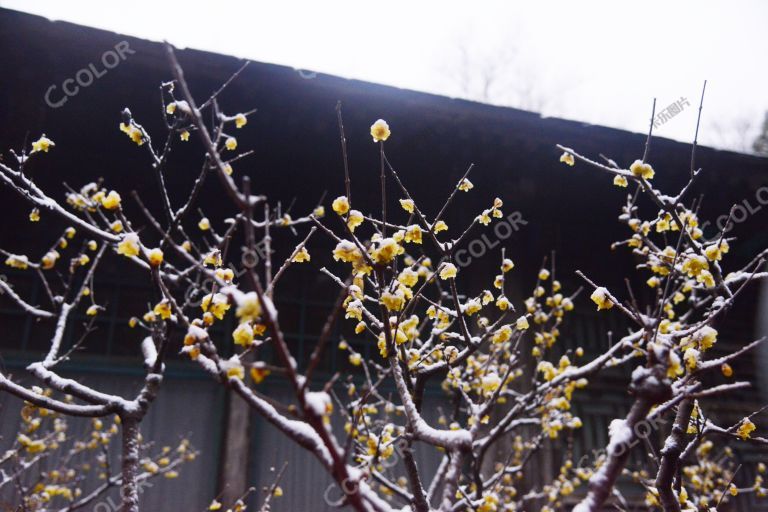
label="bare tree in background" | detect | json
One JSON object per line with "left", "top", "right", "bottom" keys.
{"left": 752, "top": 111, "right": 768, "bottom": 156}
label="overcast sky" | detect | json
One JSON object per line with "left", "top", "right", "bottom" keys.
{"left": 4, "top": 0, "right": 767, "bottom": 153}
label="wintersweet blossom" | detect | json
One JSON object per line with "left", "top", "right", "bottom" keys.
{"left": 590, "top": 287, "right": 613, "bottom": 311}
{"left": 234, "top": 113, "right": 247, "bottom": 128}
{"left": 737, "top": 418, "right": 756, "bottom": 440}
{"left": 5, "top": 254, "right": 29, "bottom": 270}
{"left": 458, "top": 179, "right": 473, "bottom": 192}
{"left": 481, "top": 373, "right": 501, "bottom": 395}
{"left": 232, "top": 323, "right": 254, "bottom": 347}
{"left": 347, "top": 210, "right": 364, "bottom": 231}
{"left": 221, "top": 357, "right": 244, "bottom": 380}
{"left": 148, "top": 248, "right": 164, "bottom": 267}
{"left": 370, "top": 119, "right": 391, "bottom": 142}
{"left": 31, "top": 135, "right": 55, "bottom": 153}
{"left": 559, "top": 152, "right": 575, "bottom": 166}
{"left": 439, "top": 263, "right": 457, "bottom": 280}
{"left": 629, "top": 159, "right": 655, "bottom": 180}
{"left": 332, "top": 196, "right": 350, "bottom": 215}
{"left": 292, "top": 247, "right": 310, "bottom": 263}
{"left": 225, "top": 137, "right": 237, "bottom": 150}
{"left": 250, "top": 365, "right": 270, "bottom": 384}
{"left": 399, "top": 198, "right": 414, "bottom": 213}
{"left": 613, "top": 175, "right": 628, "bottom": 187}
{"left": 117, "top": 234, "right": 141, "bottom": 258}
{"left": 235, "top": 291, "right": 261, "bottom": 322}
{"left": 119, "top": 123, "right": 144, "bottom": 145}
{"left": 433, "top": 220, "right": 448, "bottom": 233}
{"left": 202, "top": 293, "right": 230, "bottom": 320}
{"left": 198, "top": 217, "right": 211, "bottom": 231}
{"left": 101, "top": 191, "right": 122, "bottom": 210}
{"left": 29, "top": 208, "right": 40, "bottom": 222}
{"left": 153, "top": 300, "right": 172, "bottom": 320}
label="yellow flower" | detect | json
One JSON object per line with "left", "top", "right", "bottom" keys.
{"left": 313, "top": 205, "right": 325, "bottom": 217}
{"left": 250, "top": 365, "right": 270, "bottom": 384}
{"left": 371, "top": 237, "right": 402, "bottom": 264}
{"left": 349, "top": 353, "right": 362, "bottom": 366}
{"left": 433, "top": 220, "right": 448, "bottom": 233}
{"left": 292, "top": 247, "right": 310, "bottom": 263}
{"left": 404, "top": 225, "right": 422, "bottom": 244}
{"left": 204, "top": 250, "right": 222, "bottom": 267}
{"left": 166, "top": 102, "right": 177, "bottom": 114}
{"left": 613, "top": 175, "right": 628, "bottom": 187}
{"left": 458, "top": 179, "right": 473, "bottom": 192}
{"left": 79, "top": 254, "right": 90, "bottom": 266}
{"left": 481, "top": 373, "right": 501, "bottom": 395}
{"left": 202, "top": 292, "right": 231, "bottom": 320}
{"left": 439, "top": 263, "right": 458, "bottom": 280}
{"left": 559, "top": 151, "right": 575, "bottom": 166}
{"left": 29, "top": 208, "right": 40, "bottom": 222}
{"left": 347, "top": 209, "right": 364, "bottom": 231}
{"left": 590, "top": 287, "right": 613, "bottom": 311}
{"left": 234, "top": 113, "right": 247, "bottom": 128}
{"left": 721, "top": 363, "right": 733, "bottom": 377}
{"left": 198, "top": 217, "right": 211, "bottom": 231}
{"left": 355, "top": 322, "right": 366, "bottom": 334}
{"left": 400, "top": 198, "right": 414, "bottom": 213}
{"left": 381, "top": 290, "right": 405, "bottom": 311}
{"left": 222, "top": 357, "right": 244, "bottom": 380}
{"left": 737, "top": 418, "right": 756, "bottom": 440}
{"left": 232, "top": 323, "right": 254, "bottom": 347}
{"left": 180, "top": 130, "right": 190, "bottom": 141}
{"left": 17, "top": 434, "right": 46, "bottom": 453}
{"left": 215, "top": 268, "right": 235, "bottom": 282}
{"left": 117, "top": 234, "right": 141, "bottom": 258}
{"left": 148, "top": 248, "right": 164, "bottom": 267}
{"left": 5, "top": 254, "right": 29, "bottom": 270}
{"left": 333, "top": 241, "right": 362, "bottom": 263}
{"left": 101, "top": 191, "right": 122, "bottom": 210}
{"left": 272, "top": 486, "right": 283, "bottom": 498}
{"left": 119, "top": 123, "right": 144, "bottom": 145}
{"left": 225, "top": 137, "right": 237, "bottom": 150}
{"left": 31, "top": 135, "right": 55, "bottom": 153}
{"left": 370, "top": 119, "right": 391, "bottom": 142}
{"left": 704, "top": 240, "right": 729, "bottom": 262}
{"left": 234, "top": 291, "right": 261, "bottom": 322}
{"left": 153, "top": 300, "right": 172, "bottom": 320}
{"left": 398, "top": 268, "right": 419, "bottom": 287}
{"left": 681, "top": 254, "right": 708, "bottom": 278}
{"left": 111, "top": 220, "right": 124, "bottom": 233}
{"left": 41, "top": 250, "right": 59, "bottom": 269}
{"left": 629, "top": 159, "right": 655, "bottom": 180}
{"left": 86, "top": 305, "right": 100, "bottom": 316}
{"left": 496, "top": 295, "right": 510, "bottom": 311}
{"left": 516, "top": 316, "right": 530, "bottom": 330}
{"left": 332, "top": 196, "right": 350, "bottom": 215}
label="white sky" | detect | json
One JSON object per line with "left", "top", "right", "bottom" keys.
{"left": 4, "top": 0, "right": 767, "bottom": 153}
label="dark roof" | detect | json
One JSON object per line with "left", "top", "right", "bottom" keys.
{"left": 1, "top": 7, "right": 766, "bottom": 291}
